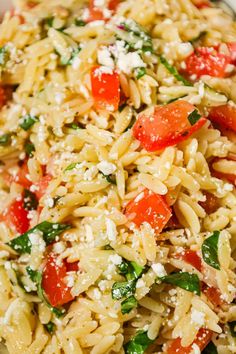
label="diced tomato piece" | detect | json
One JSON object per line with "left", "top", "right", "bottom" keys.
{"left": 12, "top": 161, "right": 32, "bottom": 189}
{"left": 65, "top": 259, "right": 79, "bottom": 272}
{"left": 42, "top": 253, "right": 75, "bottom": 307}
{"left": 199, "top": 192, "right": 219, "bottom": 214}
{"left": 227, "top": 42, "right": 236, "bottom": 65}
{"left": 193, "top": 0, "right": 212, "bottom": 9}
{"left": 174, "top": 249, "right": 202, "bottom": 272}
{"left": 91, "top": 66, "right": 120, "bottom": 111}
{"left": 184, "top": 47, "right": 231, "bottom": 78}
{"left": 208, "top": 104, "right": 236, "bottom": 133}
{"left": 7, "top": 199, "right": 30, "bottom": 234}
{"left": 124, "top": 189, "right": 172, "bottom": 233}
{"left": 167, "top": 328, "right": 212, "bottom": 354}
{"left": 34, "top": 174, "right": 52, "bottom": 200}
{"left": 202, "top": 283, "right": 224, "bottom": 307}
{"left": 86, "top": 0, "right": 120, "bottom": 22}
{"left": 0, "top": 87, "right": 7, "bottom": 109}
{"left": 133, "top": 100, "right": 206, "bottom": 151}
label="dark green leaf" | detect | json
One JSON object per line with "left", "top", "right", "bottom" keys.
{"left": 44, "top": 321, "right": 56, "bottom": 334}
{"left": 160, "top": 272, "right": 201, "bottom": 295}
{"left": 23, "top": 189, "right": 38, "bottom": 211}
{"left": 124, "top": 330, "right": 155, "bottom": 354}
{"left": 202, "top": 341, "right": 218, "bottom": 354}
{"left": 136, "top": 67, "right": 146, "bottom": 79}
{"left": 112, "top": 280, "right": 136, "bottom": 300}
{"left": 7, "top": 221, "right": 71, "bottom": 254}
{"left": 159, "top": 56, "right": 193, "bottom": 87}
{"left": 229, "top": 321, "right": 236, "bottom": 337}
{"left": 118, "top": 260, "right": 145, "bottom": 281}
{"left": 100, "top": 172, "right": 116, "bottom": 185}
{"left": 118, "top": 103, "right": 126, "bottom": 112}
{"left": 0, "top": 47, "right": 9, "bottom": 67}
{"left": 19, "top": 115, "right": 39, "bottom": 131}
{"left": 188, "top": 109, "right": 201, "bottom": 126}
{"left": 121, "top": 295, "right": 137, "bottom": 314}
{"left": 26, "top": 267, "right": 65, "bottom": 317}
{"left": 64, "top": 162, "right": 80, "bottom": 171}
{"left": 24, "top": 141, "right": 35, "bottom": 157}
{"left": 44, "top": 17, "right": 54, "bottom": 27}
{"left": 118, "top": 260, "right": 129, "bottom": 275}
{"left": 0, "top": 133, "right": 11, "bottom": 146}
{"left": 201, "top": 231, "right": 220, "bottom": 270}
{"left": 75, "top": 19, "right": 86, "bottom": 26}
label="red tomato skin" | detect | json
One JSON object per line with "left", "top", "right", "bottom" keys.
{"left": 167, "top": 328, "right": 212, "bottom": 354}
{"left": 184, "top": 47, "right": 231, "bottom": 78}
{"left": 7, "top": 199, "right": 30, "bottom": 234}
{"left": 133, "top": 100, "right": 206, "bottom": 152}
{"left": 124, "top": 189, "right": 172, "bottom": 233}
{"left": 202, "top": 283, "right": 224, "bottom": 307}
{"left": 34, "top": 174, "right": 52, "bottom": 200}
{"left": 193, "top": 0, "right": 212, "bottom": 9}
{"left": 208, "top": 104, "right": 236, "bottom": 133}
{"left": 65, "top": 260, "right": 79, "bottom": 272}
{"left": 174, "top": 249, "right": 202, "bottom": 272}
{"left": 42, "top": 253, "right": 74, "bottom": 307}
{"left": 199, "top": 192, "right": 219, "bottom": 214}
{"left": 87, "top": 0, "right": 120, "bottom": 22}
{"left": 0, "top": 87, "right": 7, "bottom": 109}
{"left": 227, "top": 42, "right": 236, "bottom": 65}
{"left": 91, "top": 66, "right": 120, "bottom": 111}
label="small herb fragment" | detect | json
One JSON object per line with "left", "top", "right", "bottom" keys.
{"left": 124, "top": 330, "right": 155, "bottom": 354}
{"left": 64, "top": 162, "right": 80, "bottom": 172}
{"left": 201, "top": 231, "right": 220, "bottom": 270}
{"left": 112, "top": 279, "right": 136, "bottom": 300}
{"left": 44, "top": 321, "right": 56, "bottom": 334}
{"left": 188, "top": 109, "right": 201, "bottom": 126}
{"left": 24, "top": 141, "right": 35, "bottom": 157}
{"left": 60, "top": 47, "right": 81, "bottom": 66}
{"left": 159, "top": 272, "right": 201, "bottom": 295}
{"left": 100, "top": 171, "right": 116, "bottom": 185}
{"left": 19, "top": 115, "right": 39, "bottom": 131}
{"left": 202, "top": 341, "right": 218, "bottom": 354}
{"left": 159, "top": 56, "right": 193, "bottom": 86}
{"left": 27, "top": 267, "right": 65, "bottom": 317}
{"left": 74, "top": 19, "right": 86, "bottom": 26}
{"left": 0, "top": 47, "right": 9, "bottom": 67}
{"left": 23, "top": 189, "right": 38, "bottom": 211}
{"left": 121, "top": 295, "right": 137, "bottom": 314}
{"left": 136, "top": 67, "right": 146, "bottom": 79}
{"left": 7, "top": 221, "right": 71, "bottom": 254}
{"left": 0, "top": 133, "right": 11, "bottom": 146}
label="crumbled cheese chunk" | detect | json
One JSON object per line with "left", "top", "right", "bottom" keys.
{"left": 97, "top": 161, "right": 116, "bottom": 175}
{"left": 106, "top": 218, "right": 117, "bottom": 241}
{"left": 53, "top": 241, "right": 66, "bottom": 254}
{"left": 151, "top": 263, "right": 167, "bottom": 277}
{"left": 190, "top": 308, "right": 205, "bottom": 326}
{"left": 108, "top": 254, "right": 122, "bottom": 265}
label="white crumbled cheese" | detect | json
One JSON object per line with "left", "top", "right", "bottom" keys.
{"left": 190, "top": 308, "right": 205, "bottom": 326}
{"left": 177, "top": 42, "right": 193, "bottom": 57}
{"left": 223, "top": 183, "right": 234, "bottom": 192}
{"left": 88, "top": 20, "right": 105, "bottom": 27}
{"left": 106, "top": 218, "right": 117, "bottom": 241}
{"left": 98, "top": 280, "right": 108, "bottom": 291}
{"left": 97, "top": 161, "right": 116, "bottom": 175}
{"left": 93, "top": 288, "right": 102, "bottom": 299}
{"left": 108, "top": 254, "right": 122, "bottom": 265}
{"left": 72, "top": 56, "right": 81, "bottom": 70}
{"left": 191, "top": 343, "right": 201, "bottom": 354}
{"left": 84, "top": 166, "right": 98, "bottom": 181}
{"left": 136, "top": 279, "right": 145, "bottom": 288}
{"left": 44, "top": 196, "right": 54, "bottom": 208}
{"left": 4, "top": 261, "right": 11, "bottom": 270}
{"left": 0, "top": 250, "right": 9, "bottom": 258}
{"left": 97, "top": 47, "right": 114, "bottom": 68}
{"left": 151, "top": 263, "right": 167, "bottom": 277}
{"left": 65, "top": 275, "right": 75, "bottom": 288}
{"left": 94, "top": 65, "right": 114, "bottom": 78}
{"left": 30, "top": 184, "right": 39, "bottom": 192}
{"left": 103, "top": 8, "right": 112, "bottom": 19}
{"left": 53, "top": 241, "right": 66, "bottom": 254}
{"left": 28, "top": 232, "right": 46, "bottom": 252}
{"left": 94, "top": 0, "right": 104, "bottom": 6}
{"left": 116, "top": 51, "right": 146, "bottom": 74}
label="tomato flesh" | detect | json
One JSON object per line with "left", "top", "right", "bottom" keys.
{"left": 227, "top": 42, "right": 236, "bottom": 65}
{"left": 199, "top": 192, "right": 219, "bottom": 214}
{"left": 167, "top": 328, "right": 212, "bottom": 354}
{"left": 91, "top": 66, "right": 120, "bottom": 111}
{"left": 202, "top": 283, "right": 224, "bottom": 307}
{"left": 193, "top": 0, "right": 212, "bottom": 9}
{"left": 65, "top": 260, "right": 79, "bottom": 272}
{"left": 208, "top": 104, "right": 236, "bottom": 133}
{"left": 174, "top": 249, "right": 202, "bottom": 272}
{"left": 42, "top": 253, "right": 75, "bottom": 307}
{"left": 124, "top": 189, "right": 172, "bottom": 233}
{"left": 7, "top": 199, "right": 30, "bottom": 234}
{"left": 0, "top": 87, "right": 7, "bottom": 109}
{"left": 34, "top": 174, "right": 52, "bottom": 200}
{"left": 184, "top": 47, "right": 231, "bottom": 78}
{"left": 133, "top": 100, "right": 206, "bottom": 151}
{"left": 87, "top": 0, "right": 120, "bottom": 22}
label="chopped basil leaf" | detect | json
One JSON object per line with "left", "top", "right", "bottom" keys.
{"left": 100, "top": 171, "right": 116, "bottom": 185}
{"left": 124, "top": 330, "right": 155, "bottom": 354}
{"left": 121, "top": 295, "right": 137, "bottom": 314}
{"left": 7, "top": 221, "right": 71, "bottom": 254}
{"left": 26, "top": 267, "right": 65, "bottom": 317}
{"left": 64, "top": 162, "right": 80, "bottom": 171}
{"left": 201, "top": 231, "right": 220, "bottom": 270}
{"left": 60, "top": 47, "right": 81, "bottom": 66}
{"left": 112, "top": 279, "right": 136, "bottom": 300}
{"left": 19, "top": 115, "right": 39, "bottom": 131}
{"left": 160, "top": 272, "right": 201, "bottom": 295}
{"left": 75, "top": 19, "right": 86, "bottom": 26}
{"left": 23, "top": 189, "right": 38, "bottom": 211}
{"left": 0, "top": 46, "right": 9, "bottom": 67}
{"left": 24, "top": 141, "right": 35, "bottom": 157}
{"left": 228, "top": 321, "right": 236, "bottom": 337}
{"left": 44, "top": 17, "right": 54, "bottom": 27}
{"left": 159, "top": 56, "right": 193, "bottom": 87}
{"left": 118, "top": 260, "right": 129, "bottom": 275}
{"left": 118, "top": 260, "right": 145, "bottom": 280}
{"left": 44, "top": 321, "right": 56, "bottom": 334}
{"left": 0, "top": 133, "right": 11, "bottom": 146}
{"left": 188, "top": 109, "right": 201, "bottom": 126}
{"left": 202, "top": 341, "right": 218, "bottom": 354}
{"left": 136, "top": 67, "right": 146, "bottom": 79}
{"left": 68, "top": 123, "right": 81, "bottom": 129}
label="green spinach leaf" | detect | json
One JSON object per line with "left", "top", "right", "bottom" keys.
{"left": 201, "top": 231, "right": 220, "bottom": 270}
{"left": 19, "top": 115, "right": 39, "bottom": 131}
{"left": 112, "top": 279, "right": 136, "bottom": 300}
{"left": 160, "top": 272, "right": 201, "bottom": 295}
{"left": 124, "top": 330, "right": 155, "bottom": 354}
{"left": 121, "top": 295, "right": 137, "bottom": 314}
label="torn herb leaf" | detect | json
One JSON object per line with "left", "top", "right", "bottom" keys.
{"left": 121, "top": 295, "right": 137, "bottom": 314}
{"left": 7, "top": 221, "right": 71, "bottom": 254}
{"left": 202, "top": 341, "right": 218, "bottom": 354}
{"left": 118, "top": 260, "right": 145, "bottom": 281}
{"left": 64, "top": 162, "right": 80, "bottom": 172}
{"left": 100, "top": 172, "right": 116, "bottom": 185}
{"left": 26, "top": 267, "right": 65, "bottom": 317}
{"left": 201, "top": 231, "right": 220, "bottom": 270}
{"left": 159, "top": 56, "right": 192, "bottom": 87}
{"left": 24, "top": 141, "right": 35, "bottom": 157}
{"left": 23, "top": 189, "right": 38, "bottom": 211}
{"left": 160, "top": 272, "right": 201, "bottom": 295}
{"left": 44, "top": 321, "right": 56, "bottom": 334}
{"left": 60, "top": 47, "right": 81, "bottom": 66}
{"left": 112, "top": 279, "right": 136, "bottom": 300}
{"left": 188, "top": 109, "right": 201, "bottom": 126}
{"left": 124, "top": 330, "right": 155, "bottom": 354}
{"left": 0, "top": 46, "right": 9, "bottom": 67}
{"left": 136, "top": 67, "right": 146, "bottom": 79}
{"left": 75, "top": 19, "right": 86, "bottom": 26}
{"left": 0, "top": 133, "right": 11, "bottom": 146}
{"left": 19, "top": 115, "right": 39, "bottom": 131}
